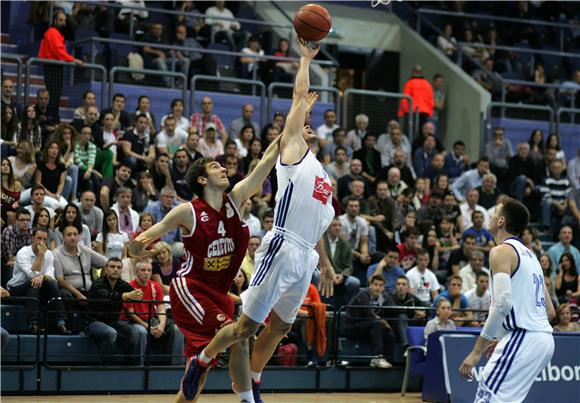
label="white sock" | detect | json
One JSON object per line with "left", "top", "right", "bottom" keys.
{"left": 239, "top": 391, "right": 254, "bottom": 402}
{"left": 251, "top": 371, "right": 262, "bottom": 383}
{"left": 198, "top": 350, "right": 212, "bottom": 364}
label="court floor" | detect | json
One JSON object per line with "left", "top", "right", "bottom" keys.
{"left": 3, "top": 392, "right": 423, "bottom": 403}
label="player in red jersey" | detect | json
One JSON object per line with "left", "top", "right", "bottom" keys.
{"left": 129, "top": 141, "right": 281, "bottom": 402}
{"left": 128, "top": 96, "right": 320, "bottom": 402}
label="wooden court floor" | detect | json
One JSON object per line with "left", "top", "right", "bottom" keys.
{"left": 3, "top": 392, "right": 423, "bottom": 403}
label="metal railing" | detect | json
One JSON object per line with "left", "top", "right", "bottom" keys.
{"left": 404, "top": 4, "right": 505, "bottom": 100}
{"left": 417, "top": 8, "right": 578, "bottom": 51}
{"left": 342, "top": 88, "right": 417, "bottom": 139}
{"left": 109, "top": 66, "right": 187, "bottom": 109}
{"left": 499, "top": 79, "right": 577, "bottom": 110}
{"left": 24, "top": 58, "right": 107, "bottom": 111}
{"left": 1, "top": 54, "right": 24, "bottom": 106}
{"left": 267, "top": 82, "right": 341, "bottom": 125}
{"left": 556, "top": 107, "right": 580, "bottom": 129}
{"left": 190, "top": 75, "right": 266, "bottom": 128}
{"left": 484, "top": 102, "right": 555, "bottom": 144}
{"left": 74, "top": 36, "right": 337, "bottom": 69}
{"left": 457, "top": 42, "right": 580, "bottom": 60}
{"left": 51, "top": 1, "right": 294, "bottom": 41}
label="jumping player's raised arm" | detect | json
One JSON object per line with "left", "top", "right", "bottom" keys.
{"left": 128, "top": 203, "right": 193, "bottom": 257}
{"left": 230, "top": 134, "right": 280, "bottom": 210}
{"left": 279, "top": 38, "right": 320, "bottom": 164}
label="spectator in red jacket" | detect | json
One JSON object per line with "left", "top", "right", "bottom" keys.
{"left": 398, "top": 65, "right": 434, "bottom": 134}
{"left": 38, "top": 10, "right": 84, "bottom": 111}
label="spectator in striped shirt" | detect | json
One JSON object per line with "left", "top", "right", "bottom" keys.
{"left": 74, "top": 126, "right": 101, "bottom": 197}
{"left": 541, "top": 160, "right": 571, "bottom": 236}
{"left": 190, "top": 96, "right": 228, "bottom": 143}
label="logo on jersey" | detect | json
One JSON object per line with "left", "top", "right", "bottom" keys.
{"left": 200, "top": 211, "right": 209, "bottom": 222}
{"left": 312, "top": 175, "right": 333, "bottom": 204}
{"left": 225, "top": 202, "right": 234, "bottom": 218}
{"left": 216, "top": 314, "right": 226, "bottom": 322}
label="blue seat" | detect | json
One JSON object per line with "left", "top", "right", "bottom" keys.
{"left": 540, "top": 46, "right": 565, "bottom": 80}
{"left": 401, "top": 326, "right": 426, "bottom": 396}
{"left": 44, "top": 334, "right": 100, "bottom": 364}
{"left": 208, "top": 42, "right": 235, "bottom": 68}
{"left": 108, "top": 33, "right": 135, "bottom": 67}
{"left": 1, "top": 304, "right": 29, "bottom": 333}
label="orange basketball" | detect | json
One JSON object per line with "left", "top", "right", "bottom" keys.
{"left": 293, "top": 4, "right": 332, "bottom": 42}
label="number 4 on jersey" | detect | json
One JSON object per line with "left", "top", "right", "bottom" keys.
{"left": 217, "top": 221, "right": 226, "bottom": 237}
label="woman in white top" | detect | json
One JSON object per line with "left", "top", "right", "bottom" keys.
{"left": 234, "top": 124, "right": 256, "bottom": 158}
{"left": 161, "top": 99, "right": 190, "bottom": 133}
{"left": 240, "top": 36, "right": 265, "bottom": 78}
{"left": 437, "top": 24, "right": 457, "bottom": 58}
{"left": 101, "top": 112, "right": 119, "bottom": 166}
{"left": 96, "top": 209, "right": 128, "bottom": 259}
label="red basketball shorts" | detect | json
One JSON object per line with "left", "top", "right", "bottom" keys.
{"left": 169, "top": 277, "right": 234, "bottom": 359}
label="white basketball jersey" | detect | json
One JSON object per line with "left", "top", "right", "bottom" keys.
{"left": 491, "top": 238, "right": 552, "bottom": 333}
{"left": 273, "top": 150, "right": 335, "bottom": 247}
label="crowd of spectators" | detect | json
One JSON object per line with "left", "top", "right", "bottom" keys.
{"left": 2, "top": 59, "right": 579, "bottom": 365}
{"left": 1, "top": 1, "right": 579, "bottom": 367}
{"left": 426, "top": 1, "right": 580, "bottom": 108}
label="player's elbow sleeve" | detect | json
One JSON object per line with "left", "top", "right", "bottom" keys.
{"left": 492, "top": 272, "right": 512, "bottom": 316}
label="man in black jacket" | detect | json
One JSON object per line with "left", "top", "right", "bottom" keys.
{"left": 345, "top": 274, "right": 396, "bottom": 368}
{"left": 384, "top": 276, "right": 427, "bottom": 349}
{"left": 85, "top": 257, "right": 145, "bottom": 365}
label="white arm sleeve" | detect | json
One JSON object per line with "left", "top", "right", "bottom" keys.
{"left": 481, "top": 272, "right": 512, "bottom": 340}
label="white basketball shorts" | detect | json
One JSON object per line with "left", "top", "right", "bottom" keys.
{"left": 241, "top": 232, "right": 319, "bottom": 324}
{"left": 475, "top": 329, "right": 554, "bottom": 403}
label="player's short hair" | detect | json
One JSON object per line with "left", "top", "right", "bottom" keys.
{"left": 186, "top": 158, "right": 214, "bottom": 197}
{"left": 476, "top": 271, "right": 489, "bottom": 280}
{"left": 370, "top": 274, "right": 385, "bottom": 284}
{"left": 453, "top": 140, "right": 465, "bottom": 148}
{"left": 334, "top": 145, "right": 347, "bottom": 156}
{"left": 499, "top": 197, "right": 530, "bottom": 237}
{"left": 262, "top": 210, "right": 275, "bottom": 220}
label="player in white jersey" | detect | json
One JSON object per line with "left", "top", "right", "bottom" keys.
{"left": 460, "top": 197, "right": 556, "bottom": 403}
{"left": 182, "top": 38, "right": 336, "bottom": 403}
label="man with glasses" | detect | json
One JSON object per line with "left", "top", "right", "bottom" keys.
{"left": 6, "top": 227, "right": 70, "bottom": 334}
{"left": 190, "top": 96, "right": 228, "bottom": 142}
{"left": 1, "top": 209, "right": 33, "bottom": 285}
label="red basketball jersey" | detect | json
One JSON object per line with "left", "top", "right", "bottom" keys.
{"left": 178, "top": 194, "right": 250, "bottom": 294}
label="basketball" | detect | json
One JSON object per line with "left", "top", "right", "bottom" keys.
{"left": 293, "top": 4, "right": 332, "bottom": 42}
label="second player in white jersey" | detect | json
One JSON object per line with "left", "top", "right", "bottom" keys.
{"left": 494, "top": 237, "right": 553, "bottom": 334}
{"left": 460, "top": 198, "right": 555, "bottom": 403}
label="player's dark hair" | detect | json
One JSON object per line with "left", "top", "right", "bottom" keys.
{"left": 262, "top": 210, "right": 275, "bottom": 220}
{"left": 476, "top": 271, "right": 489, "bottom": 280}
{"left": 499, "top": 197, "right": 530, "bottom": 237}
{"left": 386, "top": 245, "right": 400, "bottom": 255}
{"left": 453, "top": 140, "right": 465, "bottom": 148}
{"left": 462, "top": 233, "right": 477, "bottom": 242}
{"left": 416, "top": 248, "right": 429, "bottom": 257}
{"left": 370, "top": 274, "right": 385, "bottom": 284}
{"left": 447, "top": 274, "right": 463, "bottom": 285}
{"left": 32, "top": 226, "right": 48, "bottom": 237}
{"left": 106, "top": 257, "right": 123, "bottom": 267}
{"left": 334, "top": 145, "right": 347, "bottom": 156}
{"left": 186, "top": 157, "right": 214, "bottom": 198}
